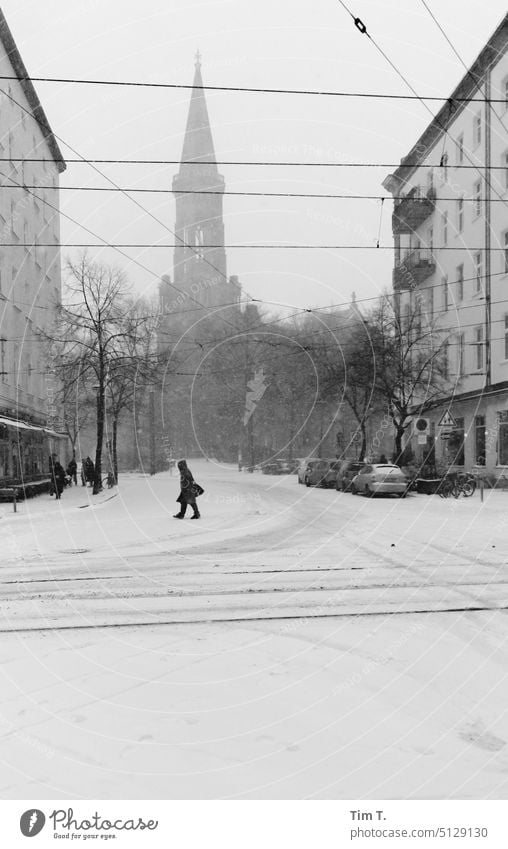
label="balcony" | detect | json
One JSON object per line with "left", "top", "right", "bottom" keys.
{"left": 393, "top": 248, "right": 436, "bottom": 290}
{"left": 392, "top": 186, "right": 436, "bottom": 234}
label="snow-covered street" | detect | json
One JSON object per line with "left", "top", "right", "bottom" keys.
{"left": 1, "top": 461, "right": 508, "bottom": 799}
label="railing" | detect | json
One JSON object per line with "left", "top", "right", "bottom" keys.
{"left": 393, "top": 186, "right": 436, "bottom": 234}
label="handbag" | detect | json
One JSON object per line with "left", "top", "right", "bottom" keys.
{"left": 191, "top": 482, "right": 204, "bottom": 497}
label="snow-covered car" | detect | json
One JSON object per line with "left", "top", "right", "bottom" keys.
{"left": 321, "top": 460, "right": 342, "bottom": 488}
{"left": 350, "top": 464, "right": 409, "bottom": 498}
{"left": 261, "top": 462, "right": 279, "bottom": 475}
{"left": 305, "top": 459, "right": 336, "bottom": 487}
{"left": 274, "top": 459, "right": 292, "bottom": 474}
{"left": 297, "top": 458, "right": 318, "bottom": 484}
{"left": 335, "top": 460, "right": 367, "bottom": 491}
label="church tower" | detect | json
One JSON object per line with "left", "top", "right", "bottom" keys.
{"left": 167, "top": 52, "right": 240, "bottom": 317}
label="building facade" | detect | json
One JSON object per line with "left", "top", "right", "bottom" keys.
{"left": 0, "top": 10, "right": 66, "bottom": 483}
{"left": 383, "top": 12, "right": 508, "bottom": 479}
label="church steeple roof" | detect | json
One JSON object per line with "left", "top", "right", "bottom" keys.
{"left": 179, "top": 53, "right": 218, "bottom": 169}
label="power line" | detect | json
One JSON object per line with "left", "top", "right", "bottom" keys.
{"left": 11, "top": 184, "right": 508, "bottom": 202}
{"left": 0, "top": 73, "right": 505, "bottom": 102}
{"left": 4, "top": 158, "right": 508, "bottom": 169}
{"left": 4, "top": 242, "right": 508, "bottom": 249}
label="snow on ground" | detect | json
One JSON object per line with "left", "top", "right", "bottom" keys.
{"left": 1, "top": 461, "right": 508, "bottom": 798}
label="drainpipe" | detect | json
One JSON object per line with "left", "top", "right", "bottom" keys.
{"left": 484, "top": 66, "right": 492, "bottom": 388}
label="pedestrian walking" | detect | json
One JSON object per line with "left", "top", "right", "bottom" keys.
{"left": 52, "top": 460, "right": 66, "bottom": 499}
{"left": 173, "top": 459, "right": 204, "bottom": 519}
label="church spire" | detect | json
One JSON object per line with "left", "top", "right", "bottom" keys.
{"left": 179, "top": 54, "right": 218, "bottom": 168}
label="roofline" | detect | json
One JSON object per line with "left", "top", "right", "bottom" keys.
{"left": 0, "top": 8, "right": 66, "bottom": 172}
{"left": 385, "top": 12, "right": 508, "bottom": 189}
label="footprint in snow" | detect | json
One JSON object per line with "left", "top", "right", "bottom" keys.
{"left": 458, "top": 719, "right": 506, "bottom": 752}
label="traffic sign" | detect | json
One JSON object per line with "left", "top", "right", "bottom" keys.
{"left": 438, "top": 411, "right": 457, "bottom": 428}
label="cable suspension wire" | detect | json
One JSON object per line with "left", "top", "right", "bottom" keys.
{"left": 10, "top": 185, "right": 508, "bottom": 201}
{"left": 0, "top": 73, "right": 506, "bottom": 102}
{"left": 4, "top": 158, "right": 508, "bottom": 169}
{"left": 3, "top": 242, "right": 508, "bottom": 249}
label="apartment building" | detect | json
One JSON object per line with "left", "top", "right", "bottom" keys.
{"left": 0, "top": 9, "right": 66, "bottom": 483}
{"left": 383, "top": 12, "right": 508, "bottom": 478}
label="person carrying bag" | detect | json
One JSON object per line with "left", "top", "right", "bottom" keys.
{"left": 173, "top": 459, "right": 204, "bottom": 519}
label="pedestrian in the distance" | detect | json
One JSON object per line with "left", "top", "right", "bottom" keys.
{"left": 84, "top": 456, "right": 95, "bottom": 486}
{"left": 52, "top": 460, "right": 66, "bottom": 500}
{"left": 173, "top": 459, "right": 203, "bottom": 519}
{"left": 379, "top": 454, "right": 388, "bottom": 464}
{"left": 67, "top": 457, "right": 77, "bottom": 486}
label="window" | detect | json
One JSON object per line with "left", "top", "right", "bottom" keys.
{"left": 456, "top": 264, "right": 464, "bottom": 300}
{"left": 443, "top": 275, "right": 449, "bottom": 311}
{"left": 474, "top": 112, "right": 482, "bottom": 147}
{"left": 194, "top": 226, "right": 205, "bottom": 259}
{"left": 447, "top": 417, "right": 464, "bottom": 466}
{"left": 498, "top": 411, "right": 508, "bottom": 465}
{"left": 0, "top": 338, "right": 6, "bottom": 382}
{"left": 474, "top": 251, "right": 483, "bottom": 292}
{"left": 505, "top": 315, "right": 508, "bottom": 360}
{"left": 504, "top": 232, "right": 508, "bottom": 274}
{"left": 428, "top": 226, "right": 433, "bottom": 257}
{"left": 456, "top": 133, "right": 464, "bottom": 165}
{"left": 474, "top": 326, "right": 484, "bottom": 370}
{"left": 428, "top": 285, "right": 434, "bottom": 321}
{"left": 443, "top": 340, "right": 449, "bottom": 378}
{"left": 427, "top": 169, "right": 434, "bottom": 194}
{"left": 458, "top": 334, "right": 465, "bottom": 376}
{"left": 457, "top": 196, "right": 464, "bottom": 232}
{"left": 504, "top": 152, "right": 508, "bottom": 191}
{"left": 443, "top": 211, "right": 448, "bottom": 245}
{"left": 473, "top": 180, "right": 481, "bottom": 217}
{"left": 441, "top": 152, "right": 449, "bottom": 182}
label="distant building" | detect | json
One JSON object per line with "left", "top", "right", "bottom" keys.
{"left": 158, "top": 52, "right": 241, "bottom": 336}
{"left": 0, "top": 9, "right": 66, "bottom": 483}
{"left": 383, "top": 12, "right": 508, "bottom": 477}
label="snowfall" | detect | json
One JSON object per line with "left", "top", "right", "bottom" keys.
{"left": 1, "top": 460, "right": 508, "bottom": 800}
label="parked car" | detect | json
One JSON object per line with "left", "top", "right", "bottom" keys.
{"left": 297, "top": 457, "right": 318, "bottom": 484}
{"left": 304, "top": 459, "right": 336, "bottom": 487}
{"left": 335, "top": 460, "right": 367, "bottom": 491}
{"left": 261, "top": 462, "right": 279, "bottom": 475}
{"left": 321, "top": 460, "right": 342, "bottom": 488}
{"left": 350, "top": 464, "right": 409, "bottom": 498}
{"left": 275, "top": 459, "right": 292, "bottom": 474}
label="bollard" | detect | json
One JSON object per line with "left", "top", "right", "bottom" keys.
{"left": 480, "top": 477, "right": 484, "bottom": 503}
{"left": 12, "top": 487, "right": 16, "bottom": 513}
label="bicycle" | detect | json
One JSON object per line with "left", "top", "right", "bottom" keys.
{"left": 102, "top": 472, "right": 115, "bottom": 489}
{"left": 452, "top": 473, "right": 476, "bottom": 498}
{"left": 438, "top": 476, "right": 455, "bottom": 498}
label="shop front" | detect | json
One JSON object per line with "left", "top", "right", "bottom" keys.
{"left": 409, "top": 388, "right": 508, "bottom": 482}
{"left": 0, "top": 415, "right": 67, "bottom": 489}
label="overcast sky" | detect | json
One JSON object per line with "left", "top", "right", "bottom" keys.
{"left": 3, "top": 0, "right": 508, "bottom": 313}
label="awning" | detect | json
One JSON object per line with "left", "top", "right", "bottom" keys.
{"left": 0, "top": 416, "right": 67, "bottom": 438}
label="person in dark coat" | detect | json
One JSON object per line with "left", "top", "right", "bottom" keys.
{"left": 67, "top": 457, "right": 77, "bottom": 486}
{"left": 174, "top": 459, "right": 201, "bottom": 519}
{"left": 84, "top": 456, "right": 95, "bottom": 486}
{"left": 52, "top": 460, "right": 66, "bottom": 499}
